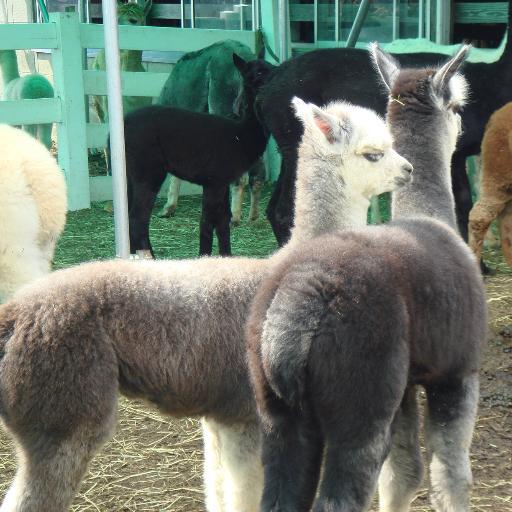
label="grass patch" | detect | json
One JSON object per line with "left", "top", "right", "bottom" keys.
{"left": 54, "top": 185, "right": 279, "bottom": 269}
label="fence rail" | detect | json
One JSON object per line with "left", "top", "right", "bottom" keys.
{"left": 0, "top": 12, "right": 258, "bottom": 210}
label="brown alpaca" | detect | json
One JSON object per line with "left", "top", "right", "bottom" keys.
{"left": 469, "top": 102, "right": 512, "bottom": 267}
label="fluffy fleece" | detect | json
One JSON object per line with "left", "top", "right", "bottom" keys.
{"left": 469, "top": 101, "right": 512, "bottom": 267}
{"left": 0, "top": 125, "right": 66, "bottom": 302}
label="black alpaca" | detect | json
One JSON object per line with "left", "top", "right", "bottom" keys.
{"left": 248, "top": 47, "right": 487, "bottom": 512}
{"left": 123, "top": 54, "right": 273, "bottom": 256}
{"left": 258, "top": 0, "right": 512, "bottom": 252}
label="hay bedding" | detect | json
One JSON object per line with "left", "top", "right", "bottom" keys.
{"left": 0, "top": 191, "right": 511, "bottom": 511}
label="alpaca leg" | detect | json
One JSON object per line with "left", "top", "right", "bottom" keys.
{"left": 200, "top": 188, "right": 216, "bottom": 256}
{"left": 259, "top": 408, "right": 323, "bottom": 512}
{"left": 158, "top": 176, "right": 181, "bottom": 218}
{"left": 309, "top": 319, "right": 408, "bottom": 511}
{"left": 451, "top": 153, "right": 473, "bottom": 241}
{"left": 215, "top": 421, "right": 264, "bottom": 512}
{"left": 424, "top": 374, "right": 479, "bottom": 512}
{"left": 231, "top": 174, "right": 248, "bottom": 227}
{"left": 248, "top": 157, "right": 266, "bottom": 222}
{"left": 215, "top": 187, "right": 232, "bottom": 256}
{"left": 1, "top": 421, "right": 115, "bottom": 512}
{"left": 498, "top": 200, "right": 512, "bottom": 266}
{"left": 37, "top": 123, "right": 53, "bottom": 150}
{"left": 266, "top": 148, "right": 297, "bottom": 246}
{"left": 202, "top": 419, "right": 226, "bottom": 512}
{"left": 378, "top": 386, "right": 424, "bottom": 512}
{"left": 128, "top": 183, "right": 158, "bottom": 256}
{"left": 468, "top": 198, "right": 506, "bottom": 264}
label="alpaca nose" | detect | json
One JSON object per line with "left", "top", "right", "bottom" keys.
{"left": 402, "top": 162, "right": 413, "bottom": 174}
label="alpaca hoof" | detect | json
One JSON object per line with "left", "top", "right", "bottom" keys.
{"left": 231, "top": 219, "right": 241, "bottom": 227}
{"left": 103, "top": 201, "right": 114, "bottom": 214}
{"left": 249, "top": 214, "right": 259, "bottom": 222}
{"left": 132, "top": 250, "right": 154, "bottom": 260}
{"left": 481, "top": 260, "right": 495, "bottom": 276}
{"left": 158, "top": 207, "right": 176, "bottom": 218}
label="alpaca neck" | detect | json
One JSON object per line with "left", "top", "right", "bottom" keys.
{"left": 237, "top": 87, "right": 268, "bottom": 159}
{"left": 286, "top": 154, "right": 370, "bottom": 248}
{"left": 0, "top": 50, "right": 20, "bottom": 86}
{"left": 391, "top": 112, "right": 457, "bottom": 230}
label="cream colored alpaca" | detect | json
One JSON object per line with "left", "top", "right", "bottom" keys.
{"left": 0, "top": 101, "right": 411, "bottom": 512}
{"left": 0, "top": 125, "right": 67, "bottom": 302}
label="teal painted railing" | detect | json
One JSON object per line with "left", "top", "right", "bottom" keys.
{"left": 0, "top": 12, "right": 259, "bottom": 210}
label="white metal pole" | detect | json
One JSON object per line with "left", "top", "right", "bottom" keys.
{"left": 102, "top": 0, "right": 130, "bottom": 259}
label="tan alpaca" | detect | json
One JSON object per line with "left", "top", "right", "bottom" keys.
{"left": 0, "top": 125, "right": 67, "bottom": 303}
{"left": 469, "top": 102, "right": 512, "bottom": 267}
{"left": 0, "top": 100, "right": 411, "bottom": 512}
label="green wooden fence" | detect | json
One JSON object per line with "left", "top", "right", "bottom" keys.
{"left": 0, "top": 12, "right": 259, "bottom": 210}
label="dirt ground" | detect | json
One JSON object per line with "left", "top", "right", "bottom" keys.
{"left": 0, "top": 269, "right": 511, "bottom": 511}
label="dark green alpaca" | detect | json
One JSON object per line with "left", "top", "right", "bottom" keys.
{"left": 0, "top": 50, "right": 54, "bottom": 149}
{"left": 158, "top": 40, "right": 266, "bottom": 225}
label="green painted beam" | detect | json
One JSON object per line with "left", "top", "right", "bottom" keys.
{"left": 51, "top": 12, "right": 90, "bottom": 212}
{"left": 80, "top": 23, "right": 258, "bottom": 52}
{"left": 86, "top": 123, "right": 108, "bottom": 149}
{"left": 0, "top": 22, "right": 58, "bottom": 49}
{"left": 83, "top": 70, "right": 168, "bottom": 97}
{"left": 90, "top": 175, "right": 201, "bottom": 202}
{"left": 0, "top": 98, "right": 61, "bottom": 124}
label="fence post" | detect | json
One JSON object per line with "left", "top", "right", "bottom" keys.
{"left": 51, "top": 11, "right": 90, "bottom": 211}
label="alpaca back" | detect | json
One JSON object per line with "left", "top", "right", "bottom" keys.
{"left": 0, "top": 125, "right": 67, "bottom": 301}
{"left": 158, "top": 40, "right": 256, "bottom": 117}
{"left": 250, "top": 219, "right": 486, "bottom": 410}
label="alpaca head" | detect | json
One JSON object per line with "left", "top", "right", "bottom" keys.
{"left": 291, "top": 97, "right": 413, "bottom": 199}
{"left": 233, "top": 53, "right": 275, "bottom": 96}
{"left": 370, "top": 43, "right": 470, "bottom": 156}
{"left": 117, "top": 0, "right": 152, "bottom": 26}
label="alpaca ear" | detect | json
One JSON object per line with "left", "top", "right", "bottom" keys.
{"left": 369, "top": 42, "right": 400, "bottom": 91}
{"left": 291, "top": 96, "right": 310, "bottom": 123}
{"left": 432, "top": 44, "right": 470, "bottom": 97}
{"left": 310, "top": 105, "right": 350, "bottom": 145}
{"left": 233, "top": 53, "right": 248, "bottom": 74}
{"left": 292, "top": 97, "right": 350, "bottom": 145}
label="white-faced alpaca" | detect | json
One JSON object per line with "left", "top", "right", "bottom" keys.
{"left": 247, "top": 45, "right": 487, "bottom": 512}
{"left": 468, "top": 101, "right": 512, "bottom": 268}
{"left": 0, "top": 125, "right": 67, "bottom": 303}
{"left": 0, "top": 100, "right": 411, "bottom": 512}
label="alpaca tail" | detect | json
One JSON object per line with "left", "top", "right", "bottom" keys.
{"left": 259, "top": 266, "right": 327, "bottom": 410}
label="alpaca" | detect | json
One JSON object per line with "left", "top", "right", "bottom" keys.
{"left": 257, "top": 0, "right": 512, "bottom": 254}
{"left": 247, "top": 45, "right": 487, "bottom": 512}
{"left": 125, "top": 54, "right": 274, "bottom": 257}
{"left": 91, "top": 0, "right": 153, "bottom": 126}
{"left": 0, "top": 125, "right": 67, "bottom": 303}
{"left": 0, "top": 98, "right": 412, "bottom": 512}
{"left": 469, "top": 102, "right": 512, "bottom": 268}
{"left": 157, "top": 40, "right": 267, "bottom": 225}
{"left": 0, "top": 50, "right": 54, "bottom": 149}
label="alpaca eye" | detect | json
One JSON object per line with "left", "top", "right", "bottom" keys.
{"left": 363, "top": 153, "right": 383, "bottom": 162}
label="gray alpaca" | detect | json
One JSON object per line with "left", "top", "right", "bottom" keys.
{"left": 0, "top": 99, "right": 411, "bottom": 512}
{"left": 247, "top": 45, "right": 487, "bottom": 512}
